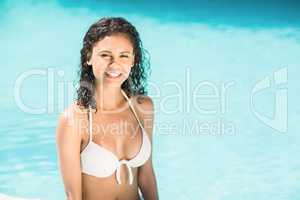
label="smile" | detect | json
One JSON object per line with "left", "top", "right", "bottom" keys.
{"left": 105, "top": 71, "right": 122, "bottom": 79}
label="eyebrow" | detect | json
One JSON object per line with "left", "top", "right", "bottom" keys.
{"left": 120, "top": 51, "right": 132, "bottom": 54}
{"left": 97, "top": 50, "right": 111, "bottom": 53}
{"left": 97, "top": 50, "right": 132, "bottom": 54}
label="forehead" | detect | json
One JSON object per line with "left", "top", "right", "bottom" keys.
{"left": 93, "top": 33, "right": 134, "bottom": 52}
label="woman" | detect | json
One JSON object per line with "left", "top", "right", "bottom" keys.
{"left": 56, "top": 17, "right": 159, "bottom": 200}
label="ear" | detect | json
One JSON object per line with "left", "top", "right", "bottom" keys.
{"left": 87, "top": 60, "right": 92, "bottom": 66}
{"left": 131, "top": 55, "right": 135, "bottom": 68}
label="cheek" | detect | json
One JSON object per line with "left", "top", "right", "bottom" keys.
{"left": 93, "top": 56, "right": 109, "bottom": 67}
{"left": 122, "top": 58, "right": 134, "bottom": 74}
{"left": 91, "top": 59, "right": 109, "bottom": 78}
{"left": 92, "top": 65, "right": 105, "bottom": 79}
{"left": 122, "top": 65, "right": 133, "bottom": 79}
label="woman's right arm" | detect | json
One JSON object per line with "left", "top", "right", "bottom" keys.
{"left": 56, "top": 108, "right": 82, "bottom": 200}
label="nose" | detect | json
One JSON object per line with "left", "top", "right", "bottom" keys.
{"left": 107, "top": 61, "right": 120, "bottom": 70}
{"left": 107, "top": 57, "right": 122, "bottom": 69}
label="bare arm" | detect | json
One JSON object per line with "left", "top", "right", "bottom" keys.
{"left": 138, "top": 157, "right": 159, "bottom": 200}
{"left": 56, "top": 107, "right": 83, "bottom": 200}
{"left": 135, "top": 96, "right": 159, "bottom": 200}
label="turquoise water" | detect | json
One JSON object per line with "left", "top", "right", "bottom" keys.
{"left": 1, "top": 0, "right": 300, "bottom": 199}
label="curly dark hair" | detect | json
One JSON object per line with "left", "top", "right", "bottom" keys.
{"left": 76, "top": 17, "right": 150, "bottom": 111}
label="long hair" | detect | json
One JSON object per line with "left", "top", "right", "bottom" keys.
{"left": 76, "top": 17, "right": 150, "bottom": 111}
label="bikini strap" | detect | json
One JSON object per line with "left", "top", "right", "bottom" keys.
{"left": 88, "top": 105, "right": 93, "bottom": 142}
{"left": 121, "top": 90, "right": 144, "bottom": 130}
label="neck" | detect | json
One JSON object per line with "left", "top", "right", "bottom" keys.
{"left": 94, "top": 85, "right": 125, "bottom": 111}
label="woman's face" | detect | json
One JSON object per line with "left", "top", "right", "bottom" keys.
{"left": 87, "top": 33, "right": 135, "bottom": 87}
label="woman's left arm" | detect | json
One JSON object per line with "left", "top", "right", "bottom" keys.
{"left": 135, "top": 96, "right": 159, "bottom": 200}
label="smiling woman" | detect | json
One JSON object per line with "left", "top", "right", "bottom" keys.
{"left": 55, "top": 17, "right": 159, "bottom": 200}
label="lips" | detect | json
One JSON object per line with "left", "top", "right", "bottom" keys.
{"left": 105, "top": 71, "right": 122, "bottom": 79}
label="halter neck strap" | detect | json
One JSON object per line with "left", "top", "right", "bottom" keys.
{"left": 121, "top": 90, "right": 144, "bottom": 130}
{"left": 87, "top": 90, "right": 145, "bottom": 143}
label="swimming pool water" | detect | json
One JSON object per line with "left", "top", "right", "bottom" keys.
{"left": 1, "top": 0, "right": 300, "bottom": 199}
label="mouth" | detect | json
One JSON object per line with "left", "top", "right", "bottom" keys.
{"left": 104, "top": 71, "right": 122, "bottom": 79}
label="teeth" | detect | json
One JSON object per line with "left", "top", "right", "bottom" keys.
{"left": 106, "top": 72, "right": 121, "bottom": 77}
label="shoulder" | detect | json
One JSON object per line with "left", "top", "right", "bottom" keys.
{"left": 58, "top": 102, "right": 88, "bottom": 124}
{"left": 56, "top": 101, "right": 89, "bottom": 141}
{"left": 130, "top": 95, "right": 155, "bottom": 137}
{"left": 56, "top": 103, "right": 84, "bottom": 168}
{"left": 131, "top": 94, "right": 154, "bottom": 117}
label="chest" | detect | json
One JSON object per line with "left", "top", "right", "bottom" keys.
{"left": 80, "top": 111, "right": 143, "bottom": 160}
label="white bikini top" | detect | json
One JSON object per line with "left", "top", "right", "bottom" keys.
{"left": 80, "top": 90, "right": 152, "bottom": 185}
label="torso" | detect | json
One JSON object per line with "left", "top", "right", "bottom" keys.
{"left": 78, "top": 97, "right": 144, "bottom": 200}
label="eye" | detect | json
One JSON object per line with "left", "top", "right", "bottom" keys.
{"left": 99, "top": 53, "right": 110, "bottom": 58}
{"left": 98, "top": 53, "right": 130, "bottom": 59}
